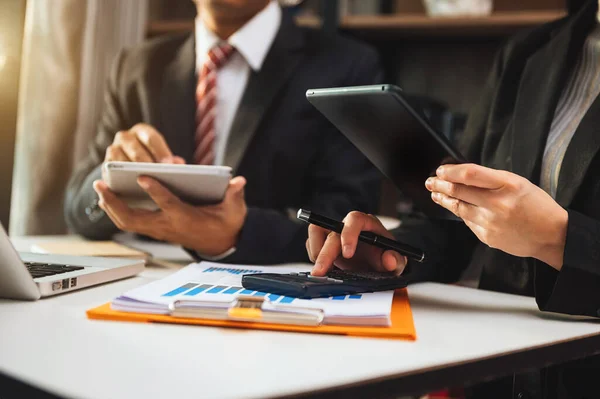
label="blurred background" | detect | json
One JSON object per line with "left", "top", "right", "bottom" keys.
{"left": 0, "top": 0, "right": 582, "bottom": 236}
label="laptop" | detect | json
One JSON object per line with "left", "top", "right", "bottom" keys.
{"left": 0, "top": 223, "right": 145, "bottom": 300}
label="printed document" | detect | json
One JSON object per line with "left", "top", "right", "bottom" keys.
{"left": 111, "top": 262, "right": 394, "bottom": 326}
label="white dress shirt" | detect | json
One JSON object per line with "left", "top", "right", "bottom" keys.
{"left": 540, "top": 20, "right": 600, "bottom": 198}
{"left": 195, "top": 0, "right": 282, "bottom": 166}
{"left": 193, "top": 1, "right": 281, "bottom": 261}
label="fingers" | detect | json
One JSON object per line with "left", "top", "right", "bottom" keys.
{"left": 94, "top": 180, "right": 138, "bottom": 229}
{"left": 130, "top": 123, "right": 173, "bottom": 161}
{"left": 307, "top": 224, "right": 329, "bottom": 263}
{"left": 137, "top": 176, "right": 183, "bottom": 212}
{"left": 114, "top": 130, "right": 154, "bottom": 163}
{"left": 161, "top": 156, "right": 186, "bottom": 165}
{"left": 431, "top": 192, "right": 483, "bottom": 225}
{"left": 110, "top": 124, "right": 176, "bottom": 163}
{"left": 436, "top": 164, "right": 505, "bottom": 189}
{"left": 93, "top": 181, "right": 122, "bottom": 225}
{"left": 307, "top": 211, "right": 402, "bottom": 276}
{"left": 425, "top": 177, "right": 489, "bottom": 207}
{"left": 104, "top": 145, "right": 128, "bottom": 162}
{"left": 312, "top": 231, "right": 342, "bottom": 276}
{"left": 340, "top": 212, "right": 390, "bottom": 259}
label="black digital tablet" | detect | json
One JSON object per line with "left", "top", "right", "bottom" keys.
{"left": 306, "top": 84, "right": 467, "bottom": 219}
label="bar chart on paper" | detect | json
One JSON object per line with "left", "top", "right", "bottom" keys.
{"left": 111, "top": 262, "right": 395, "bottom": 324}
{"left": 161, "top": 280, "right": 364, "bottom": 304}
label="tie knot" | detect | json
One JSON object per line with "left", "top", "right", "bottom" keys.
{"left": 205, "top": 43, "right": 235, "bottom": 71}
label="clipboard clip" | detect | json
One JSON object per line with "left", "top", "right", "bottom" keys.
{"left": 169, "top": 295, "right": 325, "bottom": 326}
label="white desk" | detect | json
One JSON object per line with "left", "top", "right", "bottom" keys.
{"left": 2, "top": 237, "right": 600, "bottom": 399}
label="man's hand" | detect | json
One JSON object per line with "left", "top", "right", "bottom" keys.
{"left": 93, "top": 176, "right": 248, "bottom": 256}
{"left": 104, "top": 123, "right": 184, "bottom": 165}
{"left": 307, "top": 211, "right": 407, "bottom": 276}
{"left": 425, "top": 163, "right": 568, "bottom": 270}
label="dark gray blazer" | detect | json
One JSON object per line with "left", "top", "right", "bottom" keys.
{"left": 394, "top": 2, "right": 600, "bottom": 396}
{"left": 65, "top": 12, "right": 383, "bottom": 264}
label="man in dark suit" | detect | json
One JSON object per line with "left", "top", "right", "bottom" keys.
{"left": 65, "top": 0, "right": 382, "bottom": 264}
{"left": 308, "top": 1, "right": 600, "bottom": 397}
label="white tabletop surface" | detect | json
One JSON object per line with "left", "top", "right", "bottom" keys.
{"left": 2, "top": 236, "right": 600, "bottom": 399}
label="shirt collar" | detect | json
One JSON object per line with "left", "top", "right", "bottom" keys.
{"left": 195, "top": 1, "right": 282, "bottom": 72}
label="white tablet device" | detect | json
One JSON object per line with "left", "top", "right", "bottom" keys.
{"left": 102, "top": 162, "right": 232, "bottom": 209}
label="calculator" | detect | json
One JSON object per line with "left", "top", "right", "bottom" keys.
{"left": 241, "top": 268, "right": 409, "bottom": 299}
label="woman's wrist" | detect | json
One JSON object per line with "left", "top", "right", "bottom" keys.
{"left": 534, "top": 207, "right": 568, "bottom": 270}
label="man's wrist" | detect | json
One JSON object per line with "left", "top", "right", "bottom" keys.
{"left": 188, "top": 220, "right": 245, "bottom": 258}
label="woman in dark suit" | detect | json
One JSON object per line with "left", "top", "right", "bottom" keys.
{"left": 306, "top": 0, "right": 600, "bottom": 397}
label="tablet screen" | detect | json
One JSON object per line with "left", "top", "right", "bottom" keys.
{"left": 307, "top": 84, "right": 466, "bottom": 219}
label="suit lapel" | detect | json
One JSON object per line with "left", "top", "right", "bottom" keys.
{"left": 160, "top": 34, "right": 197, "bottom": 163}
{"left": 555, "top": 89, "right": 600, "bottom": 206}
{"left": 554, "top": 1, "right": 600, "bottom": 206}
{"left": 223, "top": 14, "right": 305, "bottom": 171}
{"left": 510, "top": 4, "right": 594, "bottom": 184}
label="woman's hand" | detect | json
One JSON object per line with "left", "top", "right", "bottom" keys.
{"left": 425, "top": 163, "right": 568, "bottom": 270}
{"left": 306, "top": 212, "right": 407, "bottom": 276}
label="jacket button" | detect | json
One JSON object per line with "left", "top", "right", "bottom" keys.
{"left": 517, "top": 393, "right": 524, "bottom": 399}
{"left": 85, "top": 199, "right": 105, "bottom": 222}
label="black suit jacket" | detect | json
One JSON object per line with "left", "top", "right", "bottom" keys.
{"left": 395, "top": 2, "right": 600, "bottom": 396}
{"left": 65, "top": 13, "right": 382, "bottom": 264}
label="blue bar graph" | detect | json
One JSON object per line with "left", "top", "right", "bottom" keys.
{"left": 268, "top": 294, "right": 281, "bottom": 301}
{"left": 162, "top": 283, "right": 198, "bottom": 297}
{"left": 206, "top": 286, "right": 228, "bottom": 294}
{"left": 162, "top": 283, "right": 368, "bottom": 302}
{"left": 203, "top": 267, "right": 263, "bottom": 275}
{"left": 184, "top": 284, "right": 213, "bottom": 296}
{"left": 223, "top": 287, "right": 242, "bottom": 294}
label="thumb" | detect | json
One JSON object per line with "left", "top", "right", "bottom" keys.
{"left": 381, "top": 250, "right": 407, "bottom": 273}
{"left": 227, "top": 176, "right": 247, "bottom": 201}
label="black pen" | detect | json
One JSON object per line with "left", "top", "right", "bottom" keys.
{"left": 297, "top": 209, "right": 425, "bottom": 263}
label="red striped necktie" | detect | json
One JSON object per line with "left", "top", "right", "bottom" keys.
{"left": 194, "top": 43, "right": 235, "bottom": 165}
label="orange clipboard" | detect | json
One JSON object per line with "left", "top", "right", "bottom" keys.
{"left": 87, "top": 289, "right": 417, "bottom": 340}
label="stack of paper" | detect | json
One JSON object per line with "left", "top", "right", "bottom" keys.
{"left": 31, "top": 240, "right": 150, "bottom": 260}
{"left": 111, "top": 262, "right": 395, "bottom": 326}
{"left": 113, "top": 232, "right": 194, "bottom": 263}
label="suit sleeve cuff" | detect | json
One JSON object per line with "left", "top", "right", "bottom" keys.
{"left": 535, "top": 209, "right": 600, "bottom": 317}
{"left": 193, "top": 247, "right": 237, "bottom": 262}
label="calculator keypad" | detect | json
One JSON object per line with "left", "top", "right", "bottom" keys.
{"left": 291, "top": 269, "right": 402, "bottom": 283}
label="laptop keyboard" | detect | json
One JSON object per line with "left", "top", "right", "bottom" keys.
{"left": 24, "top": 262, "right": 85, "bottom": 279}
